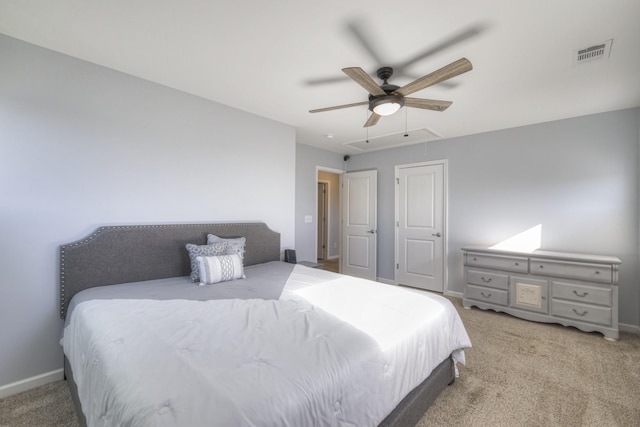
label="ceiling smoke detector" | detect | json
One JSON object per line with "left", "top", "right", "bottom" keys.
{"left": 574, "top": 39, "right": 613, "bottom": 66}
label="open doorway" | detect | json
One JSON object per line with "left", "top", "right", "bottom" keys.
{"left": 317, "top": 181, "right": 328, "bottom": 260}
{"left": 317, "top": 169, "right": 341, "bottom": 272}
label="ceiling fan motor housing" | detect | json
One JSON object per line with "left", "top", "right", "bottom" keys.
{"left": 369, "top": 78, "right": 404, "bottom": 114}
{"left": 368, "top": 67, "right": 404, "bottom": 113}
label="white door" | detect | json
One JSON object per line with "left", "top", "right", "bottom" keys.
{"left": 341, "top": 170, "right": 377, "bottom": 280}
{"left": 395, "top": 162, "right": 445, "bottom": 292}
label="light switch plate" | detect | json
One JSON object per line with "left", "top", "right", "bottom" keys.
{"left": 304, "top": 215, "right": 312, "bottom": 223}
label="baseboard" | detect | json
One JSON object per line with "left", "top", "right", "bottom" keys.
{"left": 377, "top": 277, "right": 397, "bottom": 285}
{"left": 444, "top": 290, "right": 463, "bottom": 299}
{"left": 620, "top": 322, "right": 640, "bottom": 336}
{"left": 0, "top": 368, "right": 64, "bottom": 399}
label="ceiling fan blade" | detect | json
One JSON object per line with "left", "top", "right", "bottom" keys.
{"left": 305, "top": 75, "right": 350, "bottom": 86}
{"left": 346, "top": 20, "right": 385, "bottom": 65}
{"left": 342, "top": 67, "right": 386, "bottom": 96}
{"left": 364, "top": 112, "right": 381, "bottom": 127}
{"left": 395, "top": 58, "right": 473, "bottom": 97}
{"left": 399, "top": 24, "right": 486, "bottom": 70}
{"left": 309, "top": 101, "right": 368, "bottom": 113}
{"left": 404, "top": 98, "right": 453, "bottom": 111}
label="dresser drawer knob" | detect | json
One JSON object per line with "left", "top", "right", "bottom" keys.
{"left": 480, "top": 292, "right": 492, "bottom": 298}
{"left": 573, "top": 290, "right": 589, "bottom": 298}
{"left": 539, "top": 265, "right": 544, "bottom": 269}
{"left": 595, "top": 271, "right": 600, "bottom": 275}
{"left": 514, "top": 262, "right": 519, "bottom": 266}
{"left": 572, "top": 308, "right": 588, "bottom": 317}
{"left": 481, "top": 277, "right": 492, "bottom": 283}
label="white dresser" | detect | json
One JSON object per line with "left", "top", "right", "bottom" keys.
{"left": 462, "top": 247, "right": 621, "bottom": 340}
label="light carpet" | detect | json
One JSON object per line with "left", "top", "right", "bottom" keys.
{"left": 420, "top": 297, "right": 640, "bottom": 426}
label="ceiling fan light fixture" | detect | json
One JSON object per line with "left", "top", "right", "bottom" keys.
{"left": 370, "top": 95, "right": 404, "bottom": 116}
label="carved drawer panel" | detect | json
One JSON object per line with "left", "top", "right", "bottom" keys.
{"left": 509, "top": 277, "right": 549, "bottom": 314}
{"left": 465, "top": 284, "right": 508, "bottom": 306}
{"left": 551, "top": 281, "right": 611, "bottom": 306}
{"left": 552, "top": 300, "right": 612, "bottom": 326}
{"left": 467, "top": 269, "right": 508, "bottom": 290}
{"left": 531, "top": 259, "right": 612, "bottom": 284}
{"left": 466, "top": 253, "right": 528, "bottom": 273}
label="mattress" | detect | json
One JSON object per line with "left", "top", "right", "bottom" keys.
{"left": 61, "top": 263, "right": 471, "bottom": 426}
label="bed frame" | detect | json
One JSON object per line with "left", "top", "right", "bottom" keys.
{"left": 59, "top": 222, "right": 454, "bottom": 426}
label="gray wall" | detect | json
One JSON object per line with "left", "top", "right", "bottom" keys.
{"left": 0, "top": 34, "right": 296, "bottom": 388}
{"left": 344, "top": 109, "right": 639, "bottom": 328}
{"left": 295, "top": 144, "right": 344, "bottom": 262}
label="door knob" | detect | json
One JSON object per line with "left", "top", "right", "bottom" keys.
{"left": 432, "top": 232, "right": 442, "bottom": 237}
{"left": 367, "top": 229, "right": 376, "bottom": 234}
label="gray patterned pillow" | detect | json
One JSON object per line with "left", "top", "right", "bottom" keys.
{"left": 185, "top": 242, "right": 228, "bottom": 282}
{"left": 196, "top": 254, "right": 245, "bottom": 285}
{"left": 207, "top": 235, "right": 246, "bottom": 260}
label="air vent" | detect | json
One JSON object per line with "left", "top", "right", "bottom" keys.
{"left": 574, "top": 39, "right": 613, "bottom": 66}
{"left": 343, "top": 128, "right": 442, "bottom": 152}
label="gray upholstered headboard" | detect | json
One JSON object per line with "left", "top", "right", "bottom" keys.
{"left": 59, "top": 222, "right": 280, "bottom": 319}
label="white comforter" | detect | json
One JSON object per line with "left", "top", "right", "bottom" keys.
{"left": 62, "top": 265, "right": 471, "bottom": 427}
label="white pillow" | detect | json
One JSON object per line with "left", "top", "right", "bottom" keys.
{"left": 196, "top": 254, "right": 245, "bottom": 286}
{"left": 185, "top": 242, "right": 228, "bottom": 282}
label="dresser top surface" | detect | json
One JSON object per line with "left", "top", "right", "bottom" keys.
{"left": 462, "top": 246, "right": 621, "bottom": 265}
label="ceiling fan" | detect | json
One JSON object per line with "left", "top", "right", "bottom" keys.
{"left": 309, "top": 58, "right": 473, "bottom": 127}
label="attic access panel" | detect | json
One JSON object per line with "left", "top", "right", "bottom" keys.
{"left": 344, "top": 128, "right": 442, "bottom": 152}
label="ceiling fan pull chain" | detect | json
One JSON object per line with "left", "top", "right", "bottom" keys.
{"left": 404, "top": 108, "right": 409, "bottom": 137}
{"left": 365, "top": 108, "right": 369, "bottom": 143}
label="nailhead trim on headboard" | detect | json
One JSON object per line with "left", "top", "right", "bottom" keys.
{"left": 59, "top": 223, "right": 281, "bottom": 319}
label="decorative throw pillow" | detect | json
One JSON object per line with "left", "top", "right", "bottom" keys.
{"left": 207, "top": 235, "right": 246, "bottom": 260}
{"left": 185, "top": 242, "right": 228, "bottom": 282}
{"left": 196, "top": 254, "right": 245, "bottom": 285}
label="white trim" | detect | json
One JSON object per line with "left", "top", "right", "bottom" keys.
{"left": 377, "top": 277, "right": 397, "bottom": 285}
{"left": 316, "top": 166, "right": 344, "bottom": 262}
{"left": 317, "top": 180, "right": 330, "bottom": 260}
{"left": 620, "top": 323, "right": 640, "bottom": 336}
{"left": 0, "top": 368, "right": 64, "bottom": 399}
{"left": 444, "top": 290, "right": 464, "bottom": 299}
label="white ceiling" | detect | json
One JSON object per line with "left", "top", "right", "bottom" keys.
{"left": 1, "top": 0, "right": 639, "bottom": 154}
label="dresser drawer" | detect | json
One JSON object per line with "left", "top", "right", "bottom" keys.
{"left": 531, "top": 259, "right": 612, "bottom": 283}
{"left": 551, "top": 281, "right": 611, "bottom": 306}
{"left": 465, "top": 284, "right": 508, "bottom": 306}
{"left": 466, "top": 252, "right": 528, "bottom": 273}
{"left": 467, "top": 269, "right": 508, "bottom": 290}
{"left": 551, "top": 300, "right": 612, "bottom": 326}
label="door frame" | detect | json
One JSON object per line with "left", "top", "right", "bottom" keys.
{"left": 316, "top": 166, "right": 344, "bottom": 262}
{"left": 394, "top": 159, "right": 449, "bottom": 293}
{"left": 317, "top": 181, "right": 329, "bottom": 260}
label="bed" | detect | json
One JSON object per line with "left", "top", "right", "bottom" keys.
{"left": 59, "top": 222, "right": 471, "bottom": 427}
